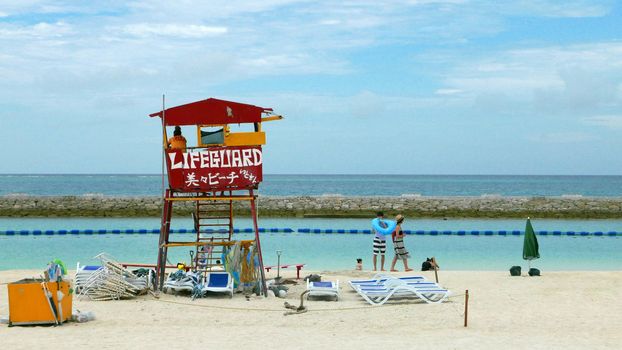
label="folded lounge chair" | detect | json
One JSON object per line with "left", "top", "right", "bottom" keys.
{"left": 164, "top": 271, "right": 201, "bottom": 294}
{"left": 307, "top": 280, "right": 340, "bottom": 301}
{"left": 201, "top": 271, "right": 234, "bottom": 298}
{"left": 348, "top": 274, "right": 427, "bottom": 290}
{"left": 354, "top": 283, "right": 451, "bottom": 305}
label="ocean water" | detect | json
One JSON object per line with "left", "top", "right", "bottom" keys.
{"left": 1, "top": 174, "right": 622, "bottom": 197}
{"left": 1, "top": 217, "right": 621, "bottom": 271}
{"left": 2, "top": 175, "right": 621, "bottom": 272}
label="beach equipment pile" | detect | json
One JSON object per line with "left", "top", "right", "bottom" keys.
{"left": 77, "top": 253, "right": 151, "bottom": 301}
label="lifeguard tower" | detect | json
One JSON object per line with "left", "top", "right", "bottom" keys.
{"left": 149, "top": 98, "right": 282, "bottom": 296}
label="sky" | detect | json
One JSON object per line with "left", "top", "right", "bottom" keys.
{"left": 0, "top": 0, "right": 621, "bottom": 175}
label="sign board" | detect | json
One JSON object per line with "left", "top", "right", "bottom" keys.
{"left": 166, "top": 146, "right": 262, "bottom": 191}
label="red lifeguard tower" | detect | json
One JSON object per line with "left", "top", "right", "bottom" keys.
{"left": 149, "top": 98, "right": 282, "bottom": 295}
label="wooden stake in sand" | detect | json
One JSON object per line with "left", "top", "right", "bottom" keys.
{"left": 464, "top": 289, "right": 469, "bottom": 327}
{"left": 432, "top": 257, "right": 439, "bottom": 283}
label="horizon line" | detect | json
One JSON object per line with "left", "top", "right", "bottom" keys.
{"left": 1, "top": 173, "right": 621, "bottom": 177}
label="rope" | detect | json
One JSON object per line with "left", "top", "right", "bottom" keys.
{"left": 152, "top": 295, "right": 463, "bottom": 313}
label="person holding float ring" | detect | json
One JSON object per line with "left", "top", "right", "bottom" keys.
{"left": 371, "top": 211, "right": 397, "bottom": 271}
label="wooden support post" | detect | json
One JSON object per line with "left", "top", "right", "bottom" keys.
{"left": 464, "top": 289, "right": 469, "bottom": 327}
{"left": 250, "top": 190, "right": 268, "bottom": 297}
{"left": 156, "top": 190, "right": 172, "bottom": 291}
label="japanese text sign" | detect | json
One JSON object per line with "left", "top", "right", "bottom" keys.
{"left": 166, "top": 146, "right": 262, "bottom": 191}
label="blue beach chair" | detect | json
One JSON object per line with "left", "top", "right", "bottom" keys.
{"left": 307, "top": 280, "right": 340, "bottom": 301}
{"left": 201, "top": 271, "right": 234, "bottom": 298}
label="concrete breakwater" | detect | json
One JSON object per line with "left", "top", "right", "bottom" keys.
{"left": 1, "top": 195, "right": 622, "bottom": 218}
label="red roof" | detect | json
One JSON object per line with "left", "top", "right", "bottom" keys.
{"left": 149, "top": 98, "right": 273, "bottom": 126}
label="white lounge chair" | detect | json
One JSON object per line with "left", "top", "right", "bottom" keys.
{"left": 348, "top": 274, "right": 427, "bottom": 290}
{"left": 354, "top": 283, "right": 451, "bottom": 305}
{"left": 201, "top": 271, "right": 234, "bottom": 298}
{"left": 307, "top": 280, "right": 340, "bottom": 301}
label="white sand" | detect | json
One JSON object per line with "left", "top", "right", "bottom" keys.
{"left": 1, "top": 269, "right": 621, "bottom": 349}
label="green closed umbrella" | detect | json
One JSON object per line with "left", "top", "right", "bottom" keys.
{"left": 523, "top": 218, "right": 540, "bottom": 267}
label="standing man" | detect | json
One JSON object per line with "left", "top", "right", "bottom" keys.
{"left": 372, "top": 211, "right": 388, "bottom": 271}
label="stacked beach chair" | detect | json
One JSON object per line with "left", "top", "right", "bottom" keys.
{"left": 349, "top": 273, "right": 450, "bottom": 305}
{"left": 76, "top": 253, "right": 151, "bottom": 301}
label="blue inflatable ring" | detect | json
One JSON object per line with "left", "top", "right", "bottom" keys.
{"left": 371, "top": 218, "right": 397, "bottom": 236}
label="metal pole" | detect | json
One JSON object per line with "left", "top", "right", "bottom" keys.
{"left": 161, "top": 94, "right": 166, "bottom": 200}
{"left": 276, "top": 250, "right": 282, "bottom": 280}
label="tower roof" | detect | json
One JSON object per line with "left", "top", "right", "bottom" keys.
{"left": 149, "top": 98, "right": 273, "bottom": 126}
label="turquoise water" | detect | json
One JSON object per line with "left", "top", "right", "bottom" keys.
{"left": 2, "top": 174, "right": 622, "bottom": 196}
{"left": 1, "top": 218, "right": 621, "bottom": 271}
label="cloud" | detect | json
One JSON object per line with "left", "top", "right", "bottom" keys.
{"left": 528, "top": 131, "right": 594, "bottom": 143}
{"left": 121, "top": 23, "right": 228, "bottom": 38}
{"left": 434, "top": 42, "right": 622, "bottom": 118}
{"left": 435, "top": 88, "right": 462, "bottom": 95}
{"left": 0, "top": 21, "right": 72, "bottom": 38}
{"left": 583, "top": 115, "right": 622, "bottom": 129}
{"left": 508, "top": 1, "right": 612, "bottom": 18}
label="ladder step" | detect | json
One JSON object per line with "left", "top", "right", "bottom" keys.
{"left": 197, "top": 212, "right": 231, "bottom": 215}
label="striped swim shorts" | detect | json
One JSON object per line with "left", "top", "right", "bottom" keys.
{"left": 373, "top": 237, "right": 386, "bottom": 255}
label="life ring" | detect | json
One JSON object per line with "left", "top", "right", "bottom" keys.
{"left": 371, "top": 218, "right": 396, "bottom": 235}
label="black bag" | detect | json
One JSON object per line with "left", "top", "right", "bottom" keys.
{"left": 304, "top": 274, "right": 321, "bottom": 282}
{"left": 528, "top": 268, "right": 541, "bottom": 276}
{"left": 421, "top": 258, "right": 436, "bottom": 271}
{"left": 510, "top": 266, "right": 521, "bottom": 276}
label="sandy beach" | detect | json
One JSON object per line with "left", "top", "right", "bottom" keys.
{"left": 1, "top": 269, "right": 621, "bottom": 349}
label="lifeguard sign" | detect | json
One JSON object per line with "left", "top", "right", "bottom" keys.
{"left": 149, "top": 98, "right": 281, "bottom": 296}
{"left": 166, "top": 146, "right": 262, "bottom": 191}
{"left": 149, "top": 98, "right": 281, "bottom": 191}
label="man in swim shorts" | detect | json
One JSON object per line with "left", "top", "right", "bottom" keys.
{"left": 372, "top": 211, "right": 387, "bottom": 271}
